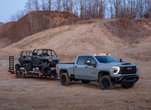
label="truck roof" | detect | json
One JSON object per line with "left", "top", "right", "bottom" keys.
{"left": 78, "top": 54, "right": 111, "bottom": 57}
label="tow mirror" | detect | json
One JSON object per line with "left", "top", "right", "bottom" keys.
{"left": 120, "top": 59, "right": 123, "bottom": 62}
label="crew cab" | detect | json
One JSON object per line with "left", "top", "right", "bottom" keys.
{"left": 57, "top": 54, "right": 139, "bottom": 90}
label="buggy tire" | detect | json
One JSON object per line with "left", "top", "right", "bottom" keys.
{"left": 41, "top": 66, "right": 51, "bottom": 76}
{"left": 15, "top": 64, "right": 20, "bottom": 70}
{"left": 99, "top": 75, "right": 113, "bottom": 90}
{"left": 25, "top": 64, "right": 33, "bottom": 71}
{"left": 60, "top": 73, "right": 71, "bottom": 86}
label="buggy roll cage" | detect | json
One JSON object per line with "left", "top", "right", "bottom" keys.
{"left": 20, "top": 51, "right": 32, "bottom": 57}
{"left": 32, "top": 49, "right": 58, "bottom": 57}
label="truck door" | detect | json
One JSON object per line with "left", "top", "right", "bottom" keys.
{"left": 84, "top": 56, "right": 98, "bottom": 80}
{"left": 74, "top": 56, "right": 98, "bottom": 80}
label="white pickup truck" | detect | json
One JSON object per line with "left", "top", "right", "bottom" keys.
{"left": 57, "top": 54, "right": 139, "bottom": 90}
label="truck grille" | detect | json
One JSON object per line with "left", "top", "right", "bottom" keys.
{"left": 120, "top": 66, "right": 137, "bottom": 74}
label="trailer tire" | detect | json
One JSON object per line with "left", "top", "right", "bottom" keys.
{"left": 19, "top": 72, "right": 25, "bottom": 78}
{"left": 60, "top": 73, "right": 71, "bottom": 86}
{"left": 16, "top": 71, "right": 19, "bottom": 78}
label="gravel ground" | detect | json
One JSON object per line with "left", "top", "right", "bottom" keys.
{"left": 0, "top": 58, "right": 151, "bottom": 110}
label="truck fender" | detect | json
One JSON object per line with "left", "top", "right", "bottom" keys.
{"left": 97, "top": 71, "right": 110, "bottom": 82}
{"left": 59, "top": 69, "right": 69, "bottom": 77}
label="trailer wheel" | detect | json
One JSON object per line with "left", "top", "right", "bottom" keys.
{"left": 16, "top": 71, "right": 19, "bottom": 78}
{"left": 19, "top": 72, "right": 25, "bottom": 78}
{"left": 60, "top": 73, "right": 71, "bottom": 86}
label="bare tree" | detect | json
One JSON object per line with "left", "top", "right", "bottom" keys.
{"left": 25, "top": 0, "right": 40, "bottom": 12}
{"left": 33, "top": 0, "right": 40, "bottom": 11}
{"left": 10, "top": 10, "right": 26, "bottom": 22}
{"left": 56, "top": 0, "right": 61, "bottom": 11}
{"left": 25, "top": 0, "right": 33, "bottom": 12}
{"left": 48, "top": 0, "right": 51, "bottom": 11}
{"left": 80, "top": 0, "right": 84, "bottom": 18}
{"left": 41, "top": 0, "right": 47, "bottom": 11}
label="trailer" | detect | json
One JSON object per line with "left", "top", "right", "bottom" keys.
{"left": 8, "top": 56, "right": 58, "bottom": 79}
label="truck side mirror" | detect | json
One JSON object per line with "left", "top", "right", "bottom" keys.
{"left": 86, "top": 60, "right": 91, "bottom": 65}
{"left": 86, "top": 60, "right": 97, "bottom": 67}
{"left": 120, "top": 59, "right": 123, "bottom": 62}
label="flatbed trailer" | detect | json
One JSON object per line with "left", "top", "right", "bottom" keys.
{"left": 8, "top": 56, "right": 58, "bottom": 79}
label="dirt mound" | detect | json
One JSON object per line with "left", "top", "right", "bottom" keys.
{"left": 1, "top": 21, "right": 126, "bottom": 62}
{"left": 1, "top": 19, "right": 151, "bottom": 62}
{"left": 0, "top": 11, "right": 80, "bottom": 47}
{"left": 136, "top": 18, "right": 151, "bottom": 25}
{"left": 104, "top": 19, "right": 151, "bottom": 43}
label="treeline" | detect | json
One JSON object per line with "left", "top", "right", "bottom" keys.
{"left": 10, "top": 0, "right": 151, "bottom": 21}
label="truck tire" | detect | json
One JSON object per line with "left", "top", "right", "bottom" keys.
{"left": 15, "top": 64, "right": 20, "bottom": 70}
{"left": 99, "top": 75, "right": 113, "bottom": 90}
{"left": 82, "top": 80, "right": 90, "bottom": 84}
{"left": 60, "top": 73, "right": 71, "bottom": 86}
{"left": 122, "top": 83, "right": 135, "bottom": 88}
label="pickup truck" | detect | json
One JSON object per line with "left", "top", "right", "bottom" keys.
{"left": 57, "top": 54, "right": 139, "bottom": 90}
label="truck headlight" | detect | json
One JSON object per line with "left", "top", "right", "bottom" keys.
{"left": 112, "top": 66, "right": 120, "bottom": 74}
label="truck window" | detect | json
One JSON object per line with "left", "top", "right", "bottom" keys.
{"left": 87, "top": 56, "right": 97, "bottom": 65}
{"left": 77, "top": 56, "right": 88, "bottom": 65}
{"left": 95, "top": 56, "right": 119, "bottom": 63}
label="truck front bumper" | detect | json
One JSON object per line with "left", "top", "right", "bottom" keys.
{"left": 111, "top": 74, "right": 139, "bottom": 84}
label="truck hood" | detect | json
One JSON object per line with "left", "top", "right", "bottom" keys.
{"left": 107, "top": 62, "right": 136, "bottom": 67}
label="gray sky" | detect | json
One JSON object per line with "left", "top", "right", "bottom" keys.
{"left": 0, "top": 0, "right": 26, "bottom": 23}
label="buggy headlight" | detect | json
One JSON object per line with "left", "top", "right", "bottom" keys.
{"left": 112, "top": 66, "right": 120, "bottom": 74}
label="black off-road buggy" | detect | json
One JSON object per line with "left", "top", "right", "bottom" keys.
{"left": 15, "top": 49, "right": 60, "bottom": 75}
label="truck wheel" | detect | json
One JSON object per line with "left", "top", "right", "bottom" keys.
{"left": 60, "top": 73, "right": 71, "bottom": 86}
{"left": 122, "top": 83, "right": 135, "bottom": 88}
{"left": 15, "top": 64, "right": 20, "bottom": 70}
{"left": 99, "top": 75, "right": 113, "bottom": 90}
{"left": 82, "top": 80, "right": 90, "bottom": 84}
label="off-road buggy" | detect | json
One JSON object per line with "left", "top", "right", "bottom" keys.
{"left": 15, "top": 49, "right": 60, "bottom": 75}
{"left": 15, "top": 51, "right": 32, "bottom": 71}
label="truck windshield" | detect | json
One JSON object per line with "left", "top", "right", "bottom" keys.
{"left": 95, "top": 56, "right": 119, "bottom": 63}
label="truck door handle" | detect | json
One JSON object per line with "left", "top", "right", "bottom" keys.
{"left": 75, "top": 66, "right": 77, "bottom": 68}
{"left": 85, "top": 66, "right": 88, "bottom": 68}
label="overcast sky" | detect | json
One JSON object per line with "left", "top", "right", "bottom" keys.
{"left": 0, "top": 0, "right": 26, "bottom": 23}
